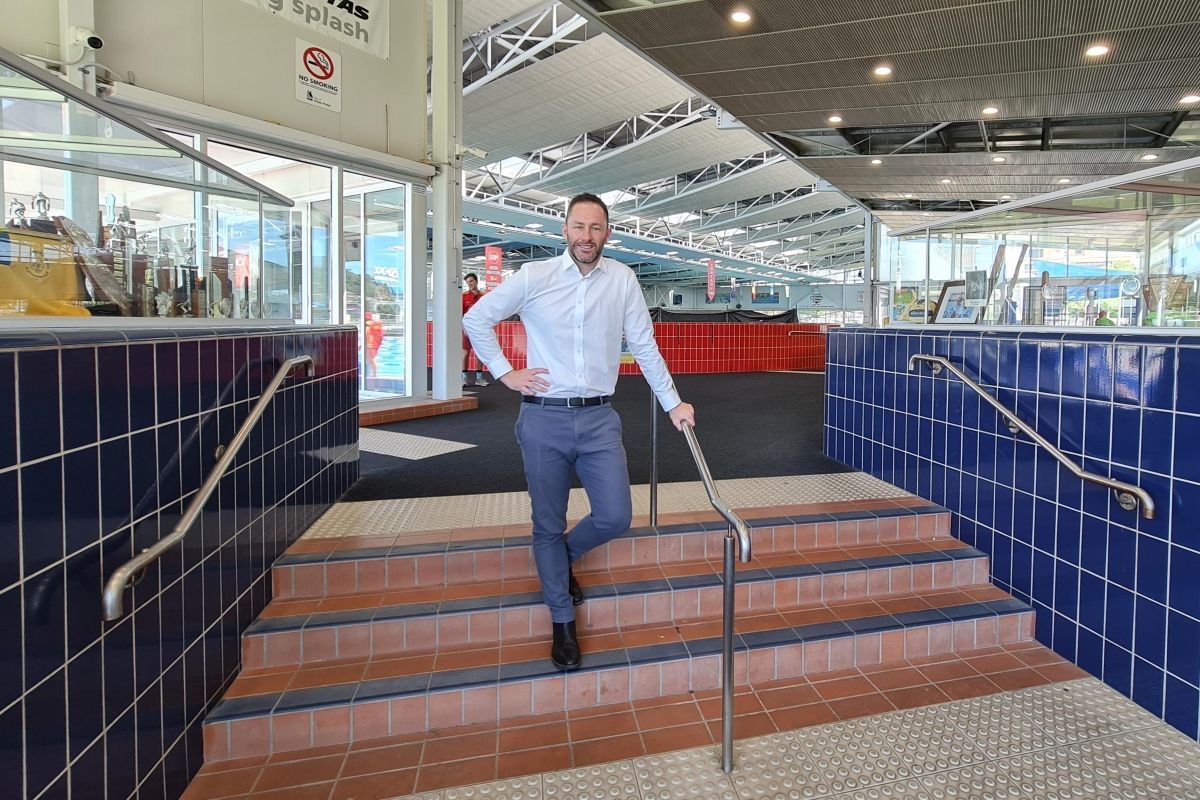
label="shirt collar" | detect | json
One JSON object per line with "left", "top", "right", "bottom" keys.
{"left": 560, "top": 253, "right": 610, "bottom": 275}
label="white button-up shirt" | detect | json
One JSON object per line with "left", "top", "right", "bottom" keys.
{"left": 463, "top": 254, "right": 682, "bottom": 411}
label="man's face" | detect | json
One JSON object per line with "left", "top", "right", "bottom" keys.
{"left": 465, "top": 275, "right": 478, "bottom": 292}
{"left": 563, "top": 202, "right": 611, "bottom": 267}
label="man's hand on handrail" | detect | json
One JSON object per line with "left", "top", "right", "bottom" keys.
{"left": 668, "top": 402, "right": 695, "bottom": 431}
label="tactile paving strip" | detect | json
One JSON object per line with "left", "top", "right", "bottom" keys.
{"left": 634, "top": 748, "right": 739, "bottom": 800}
{"left": 442, "top": 776, "right": 542, "bottom": 799}
{"left": 543, "top": 761, "right": 639, "bottom": 800}
{"left": 359, "top": 428, "right": 477, "bottom": 460}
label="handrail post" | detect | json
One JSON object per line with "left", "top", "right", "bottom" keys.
{"left": 721, "top": 528, "right": 736, "bottom": 774}
{"left": 649, "top": 393, "right": 658, "bottom": 527}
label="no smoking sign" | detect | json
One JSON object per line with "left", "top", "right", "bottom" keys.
{"left": 295, "top": 39, "right": 341, "bottom": 112}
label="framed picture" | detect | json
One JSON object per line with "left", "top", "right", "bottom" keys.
{"left": 932, "top": 280, "right": 979, "bottom": 323}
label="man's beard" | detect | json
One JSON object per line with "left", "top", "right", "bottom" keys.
{"left": 570, "top": 239, "right": 602, "bottom": 265}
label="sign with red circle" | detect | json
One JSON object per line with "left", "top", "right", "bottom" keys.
{"left": 303, "top": 46, "right": 335, "bottom": 80}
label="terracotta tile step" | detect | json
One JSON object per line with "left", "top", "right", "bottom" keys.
{"left": 206, "top": 594, "right": 1033, "bottom": 761}
{"left": 244, "top": 543, "right": 990, "bottom": 668}
{"left": 184, "top": 642, "right": 1084, "bottom": 799}
{"left": 271, "top": 504, "right": 952, "bottom": 600}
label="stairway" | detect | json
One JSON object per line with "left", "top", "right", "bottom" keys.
{"left": 192, "top": 496, "right": 1036, "bottom": 793}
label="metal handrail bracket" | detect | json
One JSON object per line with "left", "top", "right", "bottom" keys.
{"left": 102, "top": 355, "right": 315, "bottom": 621}
{"left": 649, "top": 398, "right": 751, "bottom": 773}
{"left": 909, "top": 354, "right": 1154, "bottom": 519}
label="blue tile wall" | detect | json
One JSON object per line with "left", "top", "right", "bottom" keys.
{"left": 826, "top": 327, "right": 1200, "bottom": 739}
{"left": 0, "top": 323, "right": 359, "bottom": 799}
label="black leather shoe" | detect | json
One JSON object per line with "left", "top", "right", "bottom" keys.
{"left": 568, "top": 569, "right": 584, "bottom": 606}
{"left": 551, "top": 621, "right": 581, "bottom": 671}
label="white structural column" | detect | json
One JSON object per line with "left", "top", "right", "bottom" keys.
{"left": 406, "top": 185, "right": 429, "bottom": 396}
{"left": 60, "top": 0, "right": 100, "bottom": 237}
{"left": 430, "top": 0, "right": 464, "bottom": 400}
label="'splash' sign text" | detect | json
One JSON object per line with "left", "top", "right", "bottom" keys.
{"left": 240, "top": 0, "right": 390, "bottom": 59}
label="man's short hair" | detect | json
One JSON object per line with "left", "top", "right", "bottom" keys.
{"left": 567, "top": 193, "right": 609, "bottom": 225}
{"left": 464, "top": 272, "right": 478, "bottom": 281}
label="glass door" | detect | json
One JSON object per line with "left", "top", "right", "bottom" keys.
{"left": 343, "top": 173, "right": 409, "bottom": 398}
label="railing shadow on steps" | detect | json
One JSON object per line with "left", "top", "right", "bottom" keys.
{"left": 649, "top": 397, "right": 752, "bottom": 773}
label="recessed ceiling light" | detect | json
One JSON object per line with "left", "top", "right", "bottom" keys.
{"left": 992, "top": 156, "right": 1007, "bottom": 163}
{"left": 873, "top": 65, "right": 893, "bottom": 77}
{"left": 1001, "top": 194, "right": 1012, "bottom": 200}
{"left": 982, "top": 106, "right": 999, "bottom": 115}
{"left": 1085, "top": 44, "right": 1110, "bottom": 57}
{"left": 1057, "top": 178, "right": 1072, "bottom": 184}
{"left": 1181, "top": 94, "right": 1200, "bottom": 104}
{"left": 940, "top": 178, "right": 952, "bottom": 184}
{"left": 828, "top": 115, "right": 843, "bottom": 124}
{"left": 870, "top": 158, "right": 882, "bottom": 165}
{"left": 730, "top": 10, "right": 751, "bottom": 23}
{"left": 1141, "top": 153, "right": 1159, "bottom": 161}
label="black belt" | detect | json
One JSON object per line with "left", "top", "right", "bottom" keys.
{"left": 523, "top": 395, "right": 611, "bottom": 407}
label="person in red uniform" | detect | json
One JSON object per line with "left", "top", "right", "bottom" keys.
{"left": 364, "top": 312, "right": 384, "bottom": 378}
{"left": 461, "top": 272, "right": 488, "bottom": 387}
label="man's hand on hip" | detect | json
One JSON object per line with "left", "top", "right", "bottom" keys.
{"left": 668, "top": 402, "right": 695, "bottom": 431}
{"left": 500, "top": 367, "right": 552, "bottom": 395}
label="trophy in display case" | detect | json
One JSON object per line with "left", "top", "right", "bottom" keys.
{"left": 7, "top": 197, "right": 26, "bottom": 228}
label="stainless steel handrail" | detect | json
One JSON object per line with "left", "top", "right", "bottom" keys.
{"left": 649, "top": 398, "right": 752, "bottom": 773}
{"left": 909, "top": 354, "right": 1154, "bottom": 519}
{"left": 102, "top": 355, "right": 315, "bottom": 621}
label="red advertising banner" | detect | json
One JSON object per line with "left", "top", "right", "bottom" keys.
{"left": 484, "top": 245, "right": 503, "bottom": 291}
{"left": 706, "top": 259, "right": 716, "bottom": 302}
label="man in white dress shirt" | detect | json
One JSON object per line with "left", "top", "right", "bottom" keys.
{"left": 463, "top": 193, "right": 695, "bottom": 670}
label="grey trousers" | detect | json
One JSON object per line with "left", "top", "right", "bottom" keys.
{"left": 515, "top": 402, "right": 633, "bottom": 623}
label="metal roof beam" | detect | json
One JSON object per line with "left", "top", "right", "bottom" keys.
{"left": 464, "top": 6, "right": 588, "bottom": 94}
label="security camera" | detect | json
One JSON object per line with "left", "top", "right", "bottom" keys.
{"left": 71, "top": 27, "right": 104, "bottom": 50}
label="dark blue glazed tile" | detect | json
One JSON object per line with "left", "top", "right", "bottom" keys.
{"left": 1173, "top": 413, "right": 1200, "bottom": 484}
{"left": 1107, "top": 525, "right": 1138, "bottom": 591}
{"left": 1105, "top": 584, "right": 1135, "bottom": 649}
{"left": 1103, "top": 640, "right": 1133, "bottom": 695}
{"left": 128, "top": 344, "right": 156, "bottom": 432}
{"left": 1060, "top": 344, "right": 1086, "bottom": 398}
{"left": 1078, "top": 569, "right": 1105, "bottom": 634}
{"left": 1085, "top": 344, "right": 1113, "bottom": 402}
{"left": 1113, "top": 345, "right": 1141, "bottom": 405}
{"left": 70, "top": 739, "right": 105, "bottom": 800}
{"left": 1170, "top": 545, "right": 1200, "bottom": 619}
{"left": 1142, "top": 346, "right": 1176, "bottom": 411}
{"left": 1052, "top": 616, "right": 1077, "bottom": 661}
{"left": 18, "top": 349, "right": 61, "bottom": 463}
{"left": 1058, "top": 397, "right": 1085, "bottom": 455}
{"left": 97, "top": 345, "right": 129, "bottom": 440}
{"left": 1109, "top": 407, "right": 1142, "bottom": 471}
{"left": 24, "top": 666, "right": 66, "bottom": 796}
{"left": 1032, "top": 550, "right": 1055, "bottom": 608}
{"left": 1132, "top": 658, "right": 1164, "bottom": 717}
{"left": 1139, "top": 410, "right": 1174, "bottom": 476}
{"left": 0, "top": 354, "right": 14, "bottom": 472}
{"left": 59, "top": 347, "right": 97, "bottom": 451}
{"left": 1082, "top": 402, "right": 1111, "bottom": 462}
{"left": 21, "top": 457, "right": 63, "bottom": 576}
{"left": 1165, "top": 676, "right": 1199, "bottom": 739}
{"left": 1037, "top": 343, "right": 1061, "bottom": 394}
{"left": 156, "top": 341, "right": 180, "bottom": 424}
{"left": 178, "top": 340, "right": 200, "bottom": 419}
{"left": 1167, "top": 610, "right": 1200, "bottom": 687}
{"left": 67, "top": 641, "right": 104, "bottom": 760}
{"left": 62, "top": 446, "right": 100, "bottom": 557}
{"left": 1077, "top": 626, "right": 1103, "bottom": 678}
{"left": 1053, "top": 561, "right": 1078, "bottom": 618}
{"left": 1177, "top": 347, "right": 1200, "bottom": 414}
{"left": 1173, "top": 479, "right": 1200, "bottom": 551}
